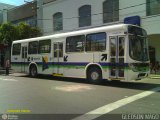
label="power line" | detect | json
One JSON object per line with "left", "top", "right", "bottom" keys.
{"left": 1, "top": 0, "right": 159, "bottom": 22}
{"left": 42, "top": 17, "right": 160, "bottom": 34}
{"left": 1, "top": 0, "right": 160, "bottom": 34}
{"left": 41, "top": 11, "right": 160, "bottom": 34}
{"left": 40, "top": 8, "right": 160, "bottom": 32}
{"left": 38, "top": 0, "right": 158, "bottom": 21}
{"left": 40, "top": 0, "right": 160, "bottom": 34}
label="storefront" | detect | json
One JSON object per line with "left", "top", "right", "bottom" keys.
{"left": 148, "top": 34, "right": 160, "bottom": 64}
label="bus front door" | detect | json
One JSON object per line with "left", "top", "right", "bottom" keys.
{"left": 109, "top": 36, "right": 125, "bottom": 80}
{"left": 53, "top": 42, "right": 63, "bottom": 76}
{"left": 21, "top": 46, "right": 28, "bottom": 73}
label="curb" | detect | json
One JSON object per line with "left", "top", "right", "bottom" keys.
{"left": 149, "top": 74, "right": 160, "bottom": 79}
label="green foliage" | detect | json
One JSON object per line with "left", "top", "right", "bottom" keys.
{"left": 0, "top": 22, "right": 42, "bottom": 46}
{"left": 0, "top": 22, "right": 19, "bottom": 46}
{"left": 18, "top": 22, "right": 42, "bottom": 39}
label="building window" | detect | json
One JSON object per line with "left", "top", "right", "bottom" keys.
{"left": 39, "top": 39, "right": 51, "bottom": 53}
{"left": 79, "top": 5, "right": 91, "bottom": 27}
{"left": 53, "top": 12, "right": 63, "bottom": 31}
{"left": 66, "top": 35, "right": 85, "bottom": 52}
{"left": 146, "top": 0, "right": 160, "bottom": 16}
{"left": 86, "top": 32, "right": 106, "bottom": 51}
{"left": 28, "top": 41, "right": 39, "bottom": 54}
{"left": 103, "top": 0, "right": 119, "bottom": 23}
{"left": 12, "top": 43, "right": 21, "bottom": 55}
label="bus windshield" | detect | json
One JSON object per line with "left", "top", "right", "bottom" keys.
{"left": 128, "top": 26, "right": 149, "bottom": 61}
{"left": 129, "top": 35, "right": 149, "bottom": 61}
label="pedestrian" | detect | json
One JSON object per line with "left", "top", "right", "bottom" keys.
{"left": 150, "top": 62, "right": 154, "bottom": 74}
{"left": 153, "top": 61, "right": 160, "bottom": 74}
{"left": 5, "top": 59, "right": 10, "bottom": 75}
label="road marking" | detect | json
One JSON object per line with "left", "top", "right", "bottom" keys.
{"left": 55, "top": 84, "right": 93, "bottom": 92}
{"left": 72, "top": 87, "right": 160, "bottom": 120}
{"left": 0, "top": 78, "right": 18, "bottom": 82}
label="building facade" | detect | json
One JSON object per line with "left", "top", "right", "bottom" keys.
{"left": 41, "top": 0, "right": 160, "bottom": 63}
{"left": 0, "top": 3, "right": 15, "bottom": 24}
{"left": 7, "top": 1, "right": 37, "bottom": 27}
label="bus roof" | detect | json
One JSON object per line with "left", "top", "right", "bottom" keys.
{"left": 12, "top": 24, "right": 133, "bottom": 44}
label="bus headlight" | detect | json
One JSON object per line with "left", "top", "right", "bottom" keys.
{"left": 129, "top": 63, "right": 137, "bottom": 71}
{"left": 129, "top": 63, "right": 149, "bottom": 72}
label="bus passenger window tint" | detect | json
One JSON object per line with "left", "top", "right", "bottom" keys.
{"left": 39, "top": 39, "right": 51, "bottom": 53}
{"left": 59, "top": 43, "right": 63, "bottom": 57}
{"left": 28, "top": 41, "right": 39, "bottom": 54}
{"left": 66, "top": 35, "right": 85, "bottom": 52}
{"left": 54, "top": 44, "right": 58, "bottom": 57}
{"left": 119, "top": 37, "right": 125, "bottom": 56}
{"left": 12, "top": 43, "right": 21, "bottom": 55}
{"left": 86, "top": 32, "right": 106, "bottom": 51}
{"left": 110, "top": 38, "right": 116, "bottom": 56}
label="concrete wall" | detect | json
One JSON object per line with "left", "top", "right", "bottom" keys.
{"left": 43, "top": 0, "right": 111, "bottom": 34}
{"left": 119, "top": 0, "right": 146, "bottom": 20}
{"left": 43, "top": 0, "right": 56, "bottom": 4}
{"left": 148, "top": 35, "right": 160, "bottom": 61}
{"left": 120, "top": 0, "right": 160, "bottom": 35}
{"left": 7, "top": 2, "right": 36, "bottom": 22}
{"left": 0, "top": 3, "right": 15, "bottom": 24}
{"left": 42, "top": 0, "right": 160, "bottom": 35}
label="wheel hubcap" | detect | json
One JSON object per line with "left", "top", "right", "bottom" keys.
{"left": 91, "top": 72, "right": 99, "bottom": 80}
{"left": 31, "top": 68, "right": 36, "bottom": 76}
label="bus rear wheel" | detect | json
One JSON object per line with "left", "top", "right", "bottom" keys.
{"left": 30, "top": 66, "right": 37, "bottom": 77}
{"left": 87, "top": 67, "right": 102, "bottom": 84}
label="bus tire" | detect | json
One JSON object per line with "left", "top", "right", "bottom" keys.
{"left": 87, "top": 67, "right": 102, "bottom": 84}
{"left": 30, "top": 65, "right": 37, "bottom": 77}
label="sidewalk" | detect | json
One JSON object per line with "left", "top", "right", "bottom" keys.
{"left": 149, "top": 74, "right": 160, "bottom": 79}
{"left": 0, "top": 68, "right": 28, "bottom": 76}
{"left": 0, "top": 68, "right": 6, "bottom": 74}
{"left": 0, "top": 68, "right": 13, "bottom": 75}
{"left": 149, "top": 70, "right": 160, "bottom": 79}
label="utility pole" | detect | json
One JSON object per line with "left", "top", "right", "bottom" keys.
{"left": 37, "top": 0, "right": 43, "bottom": 33}
{"left": 2, "top": 8, "right": 8, "bottom": 23}
{"left": 24, "top": 0, "right": 38, "bottom": 27}
{"left": 25, "top": 0, "right": 43, "bottom": 34}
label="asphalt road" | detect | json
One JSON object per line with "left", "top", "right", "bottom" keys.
{"left": 0, "top": 73, "right": 160, "bottom": 120}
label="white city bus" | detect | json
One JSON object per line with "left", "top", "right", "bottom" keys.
{"left": 11, "top": 24, "right": 150, "bottom": 83}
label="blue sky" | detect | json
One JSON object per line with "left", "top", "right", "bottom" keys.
{"left": 0, "top": 0, "right": 33, "bottom": 6}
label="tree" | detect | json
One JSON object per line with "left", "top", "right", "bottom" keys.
{"left": 0, "top": 22, "right": 42, "bottom": 46}
{"left": 0, "top": 22, "right": 19, "bottom": 47}
{"left": 18, "top": 22, "right": 42, "bottom": 39}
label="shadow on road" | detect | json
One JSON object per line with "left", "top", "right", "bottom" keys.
{"left": 17, "top": 74, "right": 160, "bottom": 91}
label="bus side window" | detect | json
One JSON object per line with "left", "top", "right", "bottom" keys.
{"left": 12, "top": 43, "right": 21, "bottom": 55}
{"left": 59, "top": 43, "right": 63, "bottom": 57}
{"left": 28, "top": 41, "right": 39, "bottom": 54}
{"left": 39, "top": 39, "right": 51, "bottom": 54}
{"left": 119, "top": 37, "right": 125, "bottom": 56}
{"left": 86, "top": 32, "right": 106, "bottom": 52}
{"left": 66, "top": 35, "right": 85, "bottom": 53}
{"left": 54, "top": 44, "right": 58, "bottom": 57}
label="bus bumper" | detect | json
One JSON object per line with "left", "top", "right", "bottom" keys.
{"left": 136, "top": 73, "right": 149, "bottom": 80}
{"left": 128, "top": 70, "right": 150, "bottom": 81}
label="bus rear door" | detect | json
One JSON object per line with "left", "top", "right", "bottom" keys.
{"left": 109, "top": 36, "right": 125, "bottom": 80}
{"left": 53, "top": 42, "right": 63, "bottom": 76}
{"left": 21, "top": 45, "right": 28, "bottom": 73}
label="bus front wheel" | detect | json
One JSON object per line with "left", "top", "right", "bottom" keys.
{"left": 87, "top": 67, "right": 102, "bottom": 84}
{"left": 30, "top": 66, "right": 37, "bottom": 77}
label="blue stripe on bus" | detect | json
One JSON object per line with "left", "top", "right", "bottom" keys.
{"left": 11, "top": 62, "right": 129, "bottom": 67}
{"left": 99, "top": 63, "right": 128, "bottom": 67}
